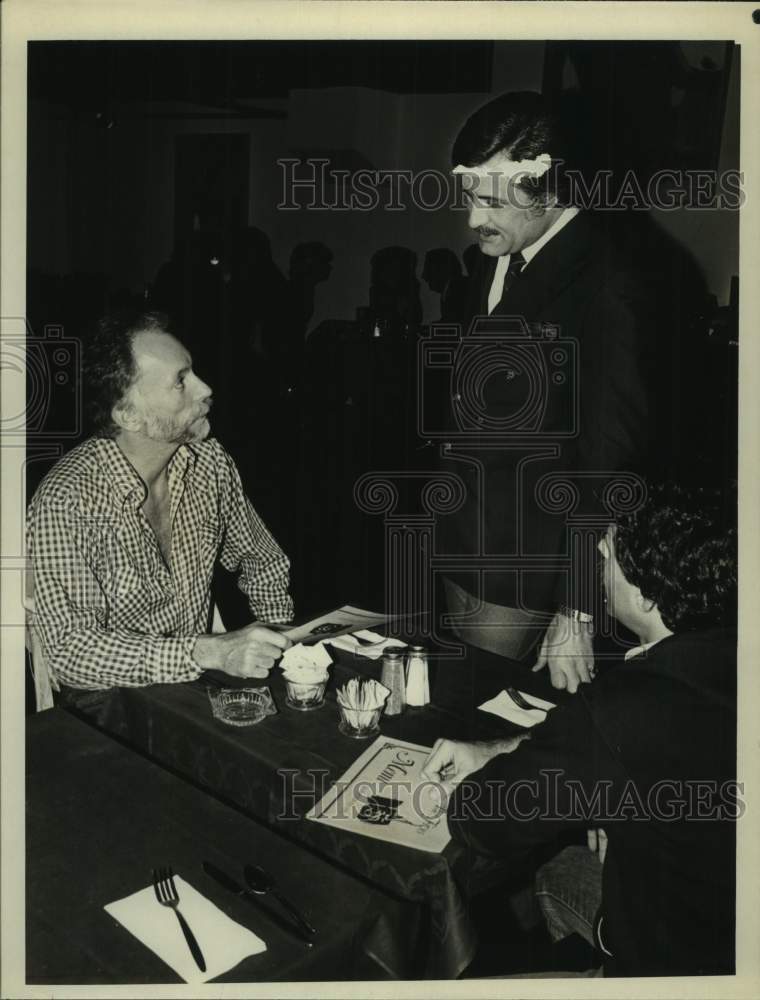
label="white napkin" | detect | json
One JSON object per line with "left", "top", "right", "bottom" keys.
{"left": 104, "top": 875, "right": 266, "bottom": 984}
{"left": 478, "top": 689, "right": 557, "bottom": 728}
{"left": 280, "top": 640, "right": 333, "bottom": 676}
{"left": 327, "top": 629, "right": 407, "bottom": 660}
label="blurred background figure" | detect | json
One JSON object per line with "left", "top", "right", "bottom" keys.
{"left": 150, "top": 229, "right": 229, "bottom": 386}
{"left": 462, "top": 242, "right": 481, "bottom": 279}
{"left": 150, "top": 226, "right": 292, "bottom": 435}
{"left": 421, "top": 248, "right": 468, "bottom": 324}
{"left": 369, "top": 246, "right": 422, "bottom": 335}
{"left": 286, "top": 242, "right": 334, "bottom": 344}
{"left": 228, "top": 226, "right": 288, "bottom": 368}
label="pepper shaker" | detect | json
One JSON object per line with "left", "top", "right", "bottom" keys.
{"left": 380, "top": 650, "right": 406, "bottom": 715}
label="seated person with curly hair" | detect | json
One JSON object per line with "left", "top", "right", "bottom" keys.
{"left": 423, "top": 484, "right": 737, "bottom": 977}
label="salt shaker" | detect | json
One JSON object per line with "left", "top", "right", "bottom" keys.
{"left": 405, "top": 645, "right": 430, "bottom": 707}
{"left": 380, "top": 650, "right": 406, "bottom": 715}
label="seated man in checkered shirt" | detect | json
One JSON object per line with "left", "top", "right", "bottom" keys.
{"left": 27, "top": 310, "right": 294, "bottom": 698}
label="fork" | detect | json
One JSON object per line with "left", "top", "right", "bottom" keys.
{"left": 506, "top": 687, "right": 539, "bottom": 711}
{"left": 152, "top": 867, "right": 207, "bottom": 972}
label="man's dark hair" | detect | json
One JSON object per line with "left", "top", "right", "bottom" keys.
{"left": 614, "top": 484, "right": 737, "bottom": 632}
{"left": 82, "top": 310, "right": 170, "bottom": 438}
{"left": 452, "top": 91, "right": 573, "bottom": 206}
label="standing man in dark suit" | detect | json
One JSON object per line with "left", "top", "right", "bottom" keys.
{"left": 438, "top": 92, "right": 656, "bottom": 691}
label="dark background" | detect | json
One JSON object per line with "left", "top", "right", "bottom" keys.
{"left": 26, "top": 39, "right": 739, "bottom": 622}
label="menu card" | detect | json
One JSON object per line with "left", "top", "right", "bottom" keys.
{"left": 283, "top": 605, "right": 395, "bottom": 645}
{"left": 283, "top": 605, "right": 423, "bottom": 646}
{"left": 307, "top": 736, "right": 451, "bottom": 854}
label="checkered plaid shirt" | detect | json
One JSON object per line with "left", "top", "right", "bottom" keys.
{"left": 27, "top": 436, "right": 294, "bottom": 690}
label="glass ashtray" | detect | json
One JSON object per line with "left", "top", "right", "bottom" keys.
{"left": 207, "top": 686, "right": 277, "bottom": 727}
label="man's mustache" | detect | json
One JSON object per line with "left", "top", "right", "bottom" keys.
{"left": 477, "top": 228, "right": 500, "bottom": 236}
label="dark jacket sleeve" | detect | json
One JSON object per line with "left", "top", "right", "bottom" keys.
{"left": 447, "top": 690, "right": 628, "bottom": 859}
{"left": 577, "top": 270, "right": 651, "bottom": 473}
{"left": 555, "top": 267, "right": 654, "bottom": 613}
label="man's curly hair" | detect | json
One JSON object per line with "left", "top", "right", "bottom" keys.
{"left": 82, "top": 310, "right": 169, "bottom": 438}
{"left": 614, "top": 484, "right": 737, "bottom": 632}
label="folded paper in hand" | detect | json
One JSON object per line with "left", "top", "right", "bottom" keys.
{"left": 478, "top": 689, "right": 557, "bottom": 728}
{"left": 104, "top": 875, "right": 266, "bottom": 984}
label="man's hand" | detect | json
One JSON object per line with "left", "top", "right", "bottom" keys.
{"left": 532, "top": 611, "right": 594, "bottom": 693}
{"left": 192, "top": 623, "right": 293, "bottom": 679}
{"left": 587, "top": 827, "right": 608, "bottom": 864}
{"left": 421, "top": 735, "right": 527, "bottom": 786}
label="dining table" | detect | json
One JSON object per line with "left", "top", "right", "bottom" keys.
{"left": 64, "top": 638, "right": 567, "bottom": 980}
{"left": 26, "top": 707, "right": 423, "bottom": 985}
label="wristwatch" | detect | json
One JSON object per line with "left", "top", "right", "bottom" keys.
{"left": 558, "top": 604, "right": 594, "bottom": 624}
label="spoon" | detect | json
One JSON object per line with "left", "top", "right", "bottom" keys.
{"left": 244, "top": 864, "right": 317, "bottom": 938}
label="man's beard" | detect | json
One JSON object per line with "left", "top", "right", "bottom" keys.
{"left": 143, "top": 411, "right": 210, "bottom": 445}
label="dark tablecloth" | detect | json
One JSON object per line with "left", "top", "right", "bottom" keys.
{"left": 68, "top": 645, "right": 565, "bottom": 978}
{"left": 26, "top": 709, "right": 419, "bottom": 984}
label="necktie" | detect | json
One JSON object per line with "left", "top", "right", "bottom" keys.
{"left": 487, "top": 251, "right": 526, "bottom": 314}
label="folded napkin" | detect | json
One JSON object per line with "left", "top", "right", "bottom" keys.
{"left": 327, "top": 629, "right": 407, "bottom": 660}
{"left": 280, "top": 640, "right": 333, "bottom": 679}
{"left": 104, "top": 875, "right": 266, "bottom": 984}
{"left": 478, "top": 688, "right": 557, "bottom": 728}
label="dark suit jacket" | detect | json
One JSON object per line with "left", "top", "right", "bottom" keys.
{"left": 448, "top": 628, "right": 737, "bottom": 977}
{"left": 438, "top": 211, "right": 659, "bottom": 614}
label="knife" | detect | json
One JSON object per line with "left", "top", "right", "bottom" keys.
{"left": 202, "top": 861, "right": 314, "bottom": 947}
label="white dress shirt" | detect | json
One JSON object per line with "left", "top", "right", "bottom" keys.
{"left": 487, "top": 206, "right": 580, "bottom": 314}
